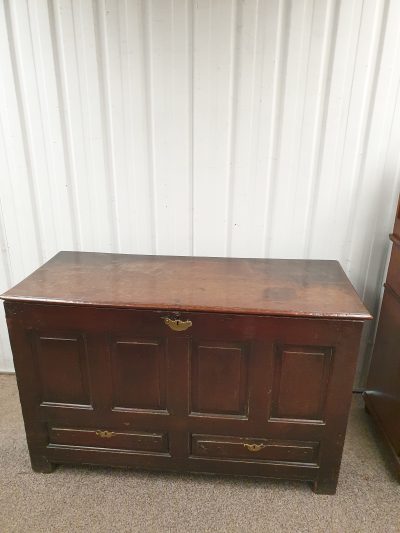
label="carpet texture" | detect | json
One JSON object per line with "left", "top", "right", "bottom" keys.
{"left": 0, "top": 374, "right": 399, "bottom": 533}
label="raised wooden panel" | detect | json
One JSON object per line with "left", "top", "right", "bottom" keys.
{"left": 190, "top": 342, "right": 248, "bottom": 416}
{"left": 270, "top": 345, "right": 333, "bottom": 422}
{"left": 110, "top": 338, "right": 166, "bottom": 410}
{"left": 32, "top": 334, "right": 91, "bottom": 406}
{"left": 191, "top": 434, "right": 319, "bottom": 464}
{"left": 48, "top": 427, "right": 168, "bottom": 453}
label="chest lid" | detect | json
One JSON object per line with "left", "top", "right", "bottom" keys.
{"left": 0, "top": 251, "right": 371, "bottom": 320}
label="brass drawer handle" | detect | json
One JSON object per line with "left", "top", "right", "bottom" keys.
{"left": 163, "top": 317, "right": 192, "bottom": 332}
{"left": 95, "top": 430, "right": 115, "bottom": 439}
{"left": 243, "top": 443, "right": 265, "bottom": 452}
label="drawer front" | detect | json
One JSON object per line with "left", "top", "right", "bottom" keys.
{"left": 387, "top": 241, "right": 400, "bottom": 296}
{"left": 48, "top": 427, "right": 168, "bottom": 453}
{"left": 191, "top": 434, "right": 319, "bottom": 464}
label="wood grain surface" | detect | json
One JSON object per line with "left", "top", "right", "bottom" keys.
{"left": 1, "top": 251, "right": 371, "bottom": 320}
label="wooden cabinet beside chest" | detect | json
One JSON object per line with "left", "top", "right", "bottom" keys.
{"left": 364, "top": 195, "right": 400, "bottom": 478}
{"left": 1, "top": 252, "right": 371, "bottom": 494}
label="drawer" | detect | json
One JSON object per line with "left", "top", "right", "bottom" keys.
{"left": 191, "top": 434, "right": 319, "bottom": 464}
{"left": 387, "top": 241, "right": 400, "bottom": 296}
{"left": 48, "top": 427, "right": 168, "bottom": 453}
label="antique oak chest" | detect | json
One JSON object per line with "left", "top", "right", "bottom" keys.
{"left": 1, "top": 252, "right": 371, "bottom": 494}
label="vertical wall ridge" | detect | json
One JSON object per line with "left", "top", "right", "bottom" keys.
{"left": 263, "top": 0, "right": 291, "bottom": 257}
{"left": 142, "top": 0, "right": 157, "bottom": 254}
{"left": 225, "top": 0, "right": 240, "bottom": 257}
{"left": 342, "top": 0, "right": 390, "bottom": 275}
{"left": 92, "top": 0, "right": 120, "bottom": 252}
{"left": 187, "top": 0, "right": 195, "bottom": 255}
{"left": 3, "top": 0, "right": 44, "bottom": 265}
{"left": 47, "top": 0, "right": 81, "bottom": 249}
{"left": 303, "top": 0, "right": 341, "bottom": 258}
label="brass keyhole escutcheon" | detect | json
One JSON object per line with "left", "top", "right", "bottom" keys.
{"left": 243, "top": 443, "right": 265, "bottom": 452}
{"left": 95, "top": 430, "right": 115, "bottom": 439}
{"left": 162, "top": 317, "right": 192, "bottom": 332}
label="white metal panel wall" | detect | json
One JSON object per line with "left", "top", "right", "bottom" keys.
{"left": 1, "top": 0, "right": 400, "bottom": 387}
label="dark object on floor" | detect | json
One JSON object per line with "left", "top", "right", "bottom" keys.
{"left": 1, "top": 252, "right": 371, "bottom": 494}
{"left": 364, "top": 194, "right": 400, "bottom": 480}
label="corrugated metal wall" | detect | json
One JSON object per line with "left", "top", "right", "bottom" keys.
{"left": 1, "top": 0, "right": 400, "bottom": 386}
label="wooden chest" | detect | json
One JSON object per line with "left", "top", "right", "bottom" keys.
{"left": 1, "top": 252, "right": 371, "bottom": 494}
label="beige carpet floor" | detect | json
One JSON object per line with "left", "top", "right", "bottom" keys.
{"left": 0, "top": 374, "right": 399, "bottom": 533}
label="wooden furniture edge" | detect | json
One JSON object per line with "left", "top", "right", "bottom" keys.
{"left": 390, "top": 233, "right": 400, "bottom": 246}
{"left": 363, "top": 392, "right": 400, "bottom": 480}
{"left": 0, "top": 297, "right": 373, "bottom": 322}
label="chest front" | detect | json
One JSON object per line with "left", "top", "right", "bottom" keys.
{"left": 1, "top": 252, "right": 370, "bottom": 494}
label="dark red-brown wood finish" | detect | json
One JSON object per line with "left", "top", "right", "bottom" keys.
{"left": 364, "top": 195, "right": 400, "bottom": 479}
{"left": 2, "top": 252, "right": 371, "bottom": 494}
